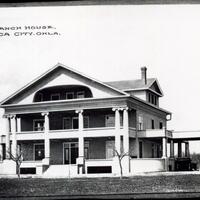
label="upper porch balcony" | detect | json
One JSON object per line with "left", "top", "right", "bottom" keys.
{"left": 7, "top": 108, "right": 137, "bottom": 140}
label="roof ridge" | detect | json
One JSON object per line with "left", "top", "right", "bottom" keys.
{"left": 105, "top": 78, "right": 156, "bottom": 83}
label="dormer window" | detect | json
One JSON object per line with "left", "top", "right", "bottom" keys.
{"left": 148, "top": 92, "right": 158, "bottom": 106}
{"left": 37, "top": 93, "right": 43, "bottom": 102}
{"left": 33, "top": 85, "right": 93, "bottom": 102}
{"left": 77, "top": 91, "right": 85, "bottom": 99}
{"left": 66, "top": 92, "right": 74, "bottom": 99}
{"left": 51, "top": 93, "right": 60, "bottom": 101}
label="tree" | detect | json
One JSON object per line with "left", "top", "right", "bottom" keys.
{"left": 8, "top": 149, "right": 23, "bottom": 178}
{"left": 113, "top": 148, "right": 129, "bottom": 178}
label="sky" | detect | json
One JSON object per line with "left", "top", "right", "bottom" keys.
{"left": 0, "top": 4, "right": 200, "bottom": 152}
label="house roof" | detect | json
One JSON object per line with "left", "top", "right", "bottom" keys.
{"left": 105, "top": 78, "right": 163, "bottom": 96}
{"left": 0, "top": 63, "right": 128, "bottom": 105}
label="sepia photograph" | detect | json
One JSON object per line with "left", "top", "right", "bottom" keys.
{"left": 0, "top": 0, "right": 200, "bottom": 199}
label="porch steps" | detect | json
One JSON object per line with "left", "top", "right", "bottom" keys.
{"left": 42, "top": 165, "right": 77, "bottom": 178}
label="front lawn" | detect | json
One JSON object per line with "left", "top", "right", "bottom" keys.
{"left": 1, "top": 174, "right": 200, "bottom": 198}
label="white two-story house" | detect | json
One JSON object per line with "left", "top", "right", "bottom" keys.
{"left": 0, "top": 63, "right": 177, "bottom": 177}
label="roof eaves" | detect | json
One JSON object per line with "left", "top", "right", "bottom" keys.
{"left": 0, "top": 63, "right": 60, "bottom": 105}
{"left": 1, "top": 63, "right": 128, "bottom": 105}
{"left": 128, "top": 95, "right": 171, "bottom": 115}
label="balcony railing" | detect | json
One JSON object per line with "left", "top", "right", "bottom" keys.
{"left": 138, "top": 129, "right": 172, "bottom": 138}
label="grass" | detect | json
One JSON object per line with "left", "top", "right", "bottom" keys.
{"left": 1, "top": 174, "right": 200, "bottom": 198}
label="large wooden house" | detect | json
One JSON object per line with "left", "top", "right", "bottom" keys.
{"left": 0, "top": 63, "right": 187, "bottom": 177}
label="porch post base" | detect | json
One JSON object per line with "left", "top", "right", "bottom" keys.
{"left": 76, "top": 157, "right": 85, "bottom": 174}
{"left": 42, "top": 157, "right": 50, "bottom": 165}
{"left": 163, "top": 157, "right": 169, "bottom": 171}
{"left": 121, "top": 156, "right": 130, "bottom": 176}
{"left": 112, "top": 156, "right": 121, "bottom": 176}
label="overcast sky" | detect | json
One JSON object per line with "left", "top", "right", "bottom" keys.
{"left": 0, "top": 4, "right": 200, "bottom": 152}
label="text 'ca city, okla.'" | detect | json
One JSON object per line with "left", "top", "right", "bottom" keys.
{"left": 0, "top": 32, "right": 60, "bottom": 36}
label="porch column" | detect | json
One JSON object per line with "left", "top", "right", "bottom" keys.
{"left": 17, "top": 117, "right": 21, "bottom": 133}
{"left": 162, "top": 137, "right": 167, "bottom": 158}
{"left": 170, "top": 140, "right": 174, "bottom": 158}
{"left": 3, "top": 115, "right": 10, "bottom": 159}
{"left": 42, "top": 112, "right": 50, "bottom": 165}
{"left": 185, "top": 142, "right": 190, "bottom": 157}
{"left": 113, "top": 108, "right": 121, "bottom": 153}
{"left": 10, "top": 115, "right": 17, "bottom": 158}
{"left": 178, "top": 141, "right": 182, "bottom": 158}
{"left": 123, "top": 107, "right": 130, "bottom": 174}
{"left": 135, "top": 111, "right": 140, "bottom": 158}
{"left": 76, "top": 109, "right": 84, "bottom": 174}
{"left": 123, "top": 107, "right": 129, "bottom": 154}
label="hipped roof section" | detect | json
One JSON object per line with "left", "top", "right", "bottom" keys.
{"left": 105, "top": 78, "right": 164, "bottom": 97}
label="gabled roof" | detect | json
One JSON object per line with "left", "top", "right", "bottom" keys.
{"left": 1, "top": 63, "right": 128, "bottom": 105}
{"left": 105, "top": 78, "right": 163, "bottom": 97}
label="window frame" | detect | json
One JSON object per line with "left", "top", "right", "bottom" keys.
{"left": 33, "top": 143, "right": 45, "bottom": 161}
{"left": 138, "top": 115, "right": 143, "bottom": 130}
{"left": 33, "top": 119, "right": 45, "bottom": 131}
{"left": 50, "top": 93, "right": 60, "bottom": 101}
{"left": 105, "top": 114, "right": 115, "bottom": 127}
{"left": 151, "top": 119, "right": 155, "bottom": 129}
{"left": 83, "top": 116, "right": 89, "bottom": 128}
{"left": 159, "top": 122, "right": 163, "bottom": 129}
{"left": 63, "top": 117, "right": 72, "bottom": 129}
{"left": 77, "top": 91, "right": 85, "bottom": 99}
{"left": 37, "top": 93, "right": 43, "bottom": 102}
{"left": 66, "top": 92, "right": 74, "bottom": 100}
{"left": 72, "top": 117, "right": 79, "bottom": 129}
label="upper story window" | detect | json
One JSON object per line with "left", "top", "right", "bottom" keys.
{"left": 159, "top": 122, "right": 163, "bottom": 129}
{"left": 77, "top": 91, "right": 85, "bottom": 99}
{"left": 151, "top": 119, "right": 155, "bottom": 129}
{"left": 37, "top": 93, "right": 43, "bottom": 102}
{"left": 66, "top": 92, "right": 74, "bottom": 99}
{"left": 33, "top": 85, "right": 93, "bottom": 102}
{"left": 63, "top": 116, "right": 89, "bottom": 129}
{"left": 51, "top": 93, "right": 60, "bottom": 101}
{"left": 148, "top": 92, "right": 158, "bottom": 106}
{"left": 105, "top": 114, "right": 123, "bottom": 127}
{"left": 33, "top": 119, "right": 44, "bottom": 131}
{"left": 138, "top": 115, "right": 143, "bottom": 130}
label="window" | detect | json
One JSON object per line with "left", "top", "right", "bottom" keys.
{"left": 66, "top": 92, "right": 74, "bottom": 99}
{"left": 63, "top": 117, "right": 72, "bottom": 129}
{"left": 152, "top": 144, "right": 155, "bottom": 158}
{"left": 106, "top": 140, "right": 115, "bottom": 159}
{"left": 37, "top": 93, "right": 43, "bottom": 102}
{"left": 159, "top": 122, "right": 163, "bottom": 129}
{"left": 105, "top": 115, "right": 115, "bottom": 127}
{"left": 72, "top": 117, "right": 79, "bottom": 129}
{"left": 84, "top": 142, "right": 89, "bottom": 159}
{"left": 63, "top": 116, "right": 89, "bottom": 129}
{"left": 77, "top": 91, "right": 85, "bottom": 99}
{"left": 34, "top": 144, "right": 44, "bottom": 160}
{"left": 33, "top": 119, "right": 44, "bottom": 131}
{"left": 84, "top": 116, "right": 89, "bottom": 128}
{"left": 151, "top": 119, "right": 155, "bottom": 129}
{"left": 148, "top": 92, "right": 158, "bottom": 106}
{"left": 138, "top": 115, "right": 143, "bottom": 130}
{"left": 139, "top": 141, "right": 143, "bottom": 158}
{"left": 50, "top": 93, "right": 60, "bottom": 101}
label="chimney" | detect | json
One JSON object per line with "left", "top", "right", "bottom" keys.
{"left": 141, "top": 66, "right": 147, "bottom": 85}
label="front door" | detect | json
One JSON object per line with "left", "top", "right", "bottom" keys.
{"left": 64, "top": 142, "right": 78, "bottom": 164}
